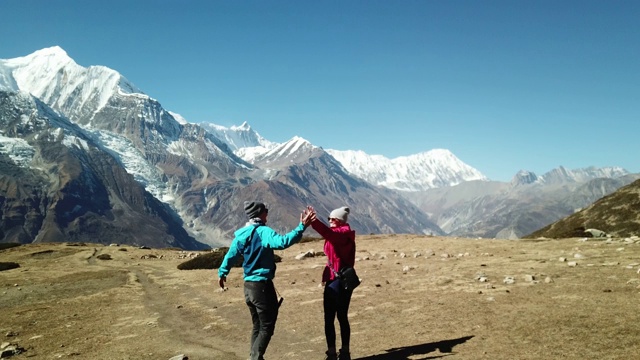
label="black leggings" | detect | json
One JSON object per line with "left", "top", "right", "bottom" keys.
{"left": 324, "top": 279, "right": 353, "bottom": 350}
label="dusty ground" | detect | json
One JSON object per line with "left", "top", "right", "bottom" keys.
{"left": 2, "top": 234, "right": 640, "bottom": 360}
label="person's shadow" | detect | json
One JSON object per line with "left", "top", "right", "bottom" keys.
{"left": 354, "top": 335, "right": 474, "bottom": 360}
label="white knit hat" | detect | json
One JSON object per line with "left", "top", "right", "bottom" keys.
{"left": 329, "top": 206, "right": 350, "bottom": 222}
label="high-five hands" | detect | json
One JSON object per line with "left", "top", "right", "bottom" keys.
{"left": 301, "top": 206, "right": 316, "bottom": 227}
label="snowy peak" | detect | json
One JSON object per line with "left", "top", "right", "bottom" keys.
{"left": 511, "top": 170, "right": 538, "bottom": 186}
{"left": 250, "top": 136, "right": 319, "bottom": 167}
{"left": 264, "top": 136, "right": 315, "bottom": 158}
{"left": 0, "top": 46, "right": 144, "bottom": 117}
{"left": 200, "top": 121, "right": 273, "bottom": 151}
{"left": 327, "top": 148, "right": 487, "bottom": 191}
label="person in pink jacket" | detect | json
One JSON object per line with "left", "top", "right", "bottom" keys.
{"left": 310, "top": 206, "right": 356, "bottom": 360}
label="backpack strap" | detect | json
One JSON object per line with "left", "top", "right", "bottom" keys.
{"left": 327, "top": 259, "right": 340, "bottom": 278}
{"left": 238, "top": 224, "right": 261, "bottom": 254}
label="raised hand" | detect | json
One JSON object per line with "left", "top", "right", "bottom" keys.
{"left": 301, "top": 206, "right": 316, "bottom": 226}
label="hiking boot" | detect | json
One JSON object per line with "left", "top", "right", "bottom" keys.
{"left": 338, "top": 350, "right": 351, "bottom": 360}
{"left": 324, "top": 350, "right": 338, "bottom": 360}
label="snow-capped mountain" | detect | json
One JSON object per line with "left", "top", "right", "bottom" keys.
{"left": 326, "top": 148, "right": 487, "bottom": 191}
{"left": 200, "top": 121, "right": 273, "bottom": 149}
{"left": 2, "top": 46, "right": 635, "bottom": 246}
{"left": 201, "top": 122, "right": 487, "bottom": 191}
{"left": 1, "top": 46, "right": 143, "bottom": 123}
{"left": 0, "top": 89, "right": 208, "bottom": 249}
{"left": 1, "top": 47, "right": 446, "bottom": 246}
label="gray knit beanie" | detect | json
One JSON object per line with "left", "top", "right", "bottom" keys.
{"left": 244, "top": 201, "right": 266, "bottom": 219}
{"left": 329, "top": 206, "right": 350, "bottom": 222}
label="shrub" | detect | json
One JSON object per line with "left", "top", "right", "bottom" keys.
{"left": 178, "top": 248, "right": 282, "bottom": 270}
{"left": 0, "top": 262, "right": 20, "bottom": 271}
{"left": 0, "top": 243, "right": 21, "bottom": 251}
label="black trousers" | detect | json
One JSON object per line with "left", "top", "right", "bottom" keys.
{"left": 324, "top": 279, "right": 353, "bottom": 351}
{"left": 244, "top": 280, "right": 279, "bottom": 360}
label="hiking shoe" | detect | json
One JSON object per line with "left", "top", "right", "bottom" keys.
{"left": 324, "top": 351, "right": 338, "bottom": 360}
{"left": 338, "top": 350, "right": 351, "bottom": 360}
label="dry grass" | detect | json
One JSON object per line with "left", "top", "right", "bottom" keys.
{"left": 1, "top": 235, "right": 640, "bottom": 359}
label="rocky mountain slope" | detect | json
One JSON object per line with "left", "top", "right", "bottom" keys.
{"left": 525, "top": 178, "right": 640, "bottom": 239}
{"left": 1, "top": 47, "right": 443, "bottom": 248}
{"left": 0, "top": 91, "right": 207, "bottom": 249}
{"left": 402, "top": 170, "right": 640, "bottom": 239}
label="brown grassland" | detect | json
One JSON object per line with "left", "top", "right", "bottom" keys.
{"left": 2, "top": 234, "right": 640, "bottom": 360}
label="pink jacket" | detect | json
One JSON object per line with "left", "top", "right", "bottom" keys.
{"left": 311, "top": 219, "right": 356, "bottom": 283}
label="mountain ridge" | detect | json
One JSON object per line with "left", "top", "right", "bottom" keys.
{"left": 1, "top": 47, "right": 445, "bottom": 247}
{"left": 1, "top": 46, "right": 637, "bottom": 247}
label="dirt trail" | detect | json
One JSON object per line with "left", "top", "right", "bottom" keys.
{"left": 84, "top": 245, "right": 247, "bottom": 359}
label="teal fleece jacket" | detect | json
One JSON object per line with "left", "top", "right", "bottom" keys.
{"left": 218, "top": 221, "right": 307, "bottom": 282}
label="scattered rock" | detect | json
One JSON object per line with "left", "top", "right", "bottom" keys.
{"left": 0, "top": 342, "right": 25, "bottom": 358}
{"left": 295, "top": 251, "right": 315, "bottom": 260}
{"left": 402, "top": 266, "right": 414, "bottom": 273}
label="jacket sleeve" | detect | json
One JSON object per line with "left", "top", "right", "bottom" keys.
{"left": 311, "top": 219, "right": 351, "bottom": 246}
{"left": 260, "top": 222, "right": 307, "bottom": 250}
{"left": 218, "top": 238, "right": 243, "bottom": 278}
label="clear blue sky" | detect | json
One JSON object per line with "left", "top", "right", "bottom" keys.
{"left": 2, "top": 0, "right": 639, "bottom": 181}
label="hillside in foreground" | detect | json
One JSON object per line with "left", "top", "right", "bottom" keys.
{"left": 526, "top": 179, "right": 640, "bottom": 239}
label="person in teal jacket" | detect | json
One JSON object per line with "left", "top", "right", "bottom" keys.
{"left": 218, "top": 201, "right": 316, "bottom": 360}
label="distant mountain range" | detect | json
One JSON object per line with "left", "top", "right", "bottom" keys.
{"left": 1, "top": 47, "right": 637, "bottom": 248}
